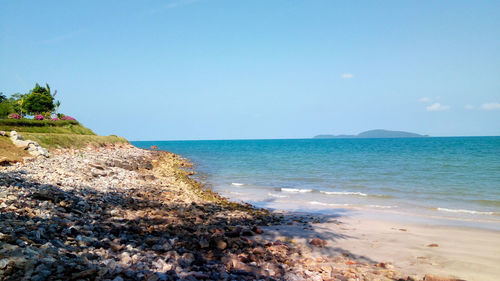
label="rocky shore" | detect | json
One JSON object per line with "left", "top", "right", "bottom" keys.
{"left": 0, "top": 145, "right": 443, "bottom": 280}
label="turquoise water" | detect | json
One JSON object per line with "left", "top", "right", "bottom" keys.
{"left": 132, "top": 137, "right": 500, "bottom": 228}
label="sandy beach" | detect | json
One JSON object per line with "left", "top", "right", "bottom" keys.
{"left": 262, "top": 212, "right": 500, "bottom": 281}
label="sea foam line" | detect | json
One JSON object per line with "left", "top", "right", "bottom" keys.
{"left": 368, "top": 204, "right": 397, "bottom": 209}
{"left": 309, "top": 201, "right": 350, "bottom": 207}
{"left": 281, "top": 188, "right": 313, "bottom": 193}
{"left": 437, "top": 207, "right": 496, "bottom": 216}
{"left": 268, "top": 193, "right": 289, "bottom": 198}
{"left": 231, "top": 183, "right": 244, "bottom": 186}
{"left": 320, "top": 191, "right": 368, "bottom": 197}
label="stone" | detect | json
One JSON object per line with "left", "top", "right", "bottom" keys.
{"left": 91, "top": 168, "right": 107, "bottom": 177}
{"left": 199, "top": 238, "right": 209, "bottom": 248}
{"left": 216, "top": 240, "right": 227, "bottom": 250}
{"left": 71, "top": 269, "right": 97, "bottom": 279}
{"left": 180, "top": 252, "right": 194, "bottom": 266}
{"left": 427, "top": 243, "right": 439, "bottom": 247}
{"left": 309, "top": 238, "right": 327, "bottom": 247}
{"left": 252, "top": 226, "right": 264, "bottom": 234}
{"left": 8, "top": 131, "right": 49, "bottom": 157}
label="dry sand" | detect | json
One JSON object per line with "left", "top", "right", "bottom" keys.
{"left": 262, "top": 212, "right": 500, "bottom": 281}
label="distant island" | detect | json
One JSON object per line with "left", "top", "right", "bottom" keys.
{"left": 313, "top": 129, "right": 429, "bottom": 139}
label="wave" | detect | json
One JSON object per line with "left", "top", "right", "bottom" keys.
{"left": 281, "top": 188, "right": 313, "bottom": 193}
{"left": 320, "top": 191, "right": 367, "bottom": 197}
{"left": 228, "top": 191, "right": 244, "bottom": 195}
{"left": 268, "top": 192, "right": 289, "bottom": 198}
{"left": 309, "top": 201, "right": 349, "bottom": 207}
{"left": 368, "top": 204, "right": 397, "bottom": 209}
{"left": 437, "top": 207, "right": 497, "bottom": 216}
{"left": 231, "top": 183, "right": 244, "bottom": 186}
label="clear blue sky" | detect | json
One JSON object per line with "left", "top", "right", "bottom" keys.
{"left": 1, "top": 0, "right": 499, "bottom": 140}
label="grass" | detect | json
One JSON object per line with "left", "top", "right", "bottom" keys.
{"left": 0, "top": 119, "right": 80, "bottom": 127}
{"left": 22, "top": 133, "right": 128, "bottom": 149}
{"left": 0, "top": 119, "right": 128, "bottom": 162}
{"left": 0, "top": 136, "right": 30, "bottom": 164}
{"left": 0, "top": 119, "right": 95, "bottom": 135}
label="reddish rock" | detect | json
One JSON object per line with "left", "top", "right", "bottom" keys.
{"left": 309, "top": 238, "right": 327, "bottom": 247}
{"left": 427, "top": 243, "right": 439, "bottom": 247}
{"left": 252, "top": 226, "right": 263, "bottom": 234}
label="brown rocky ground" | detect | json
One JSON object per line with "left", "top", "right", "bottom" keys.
{"left": 0, "top": 145, "right": 450, "bottom": 280}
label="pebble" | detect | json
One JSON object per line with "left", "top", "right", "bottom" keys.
{"left": 0, "top": 144, "right": 420, "bottom": 280}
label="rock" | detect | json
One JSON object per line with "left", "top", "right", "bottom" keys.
{"left": 0, "top": 131, "right": 7, "bottom": 136}
{"left": 241, "top": 229, "right": 254, "bottom": 236}
{"left": 252, "top": 226, "right": 263, "bottom": 234}
{"left": 9, "top": 131, "right": 49, "bottom": 157}
{"left": 224, "top": 229, "right": 240, "bottom": 238}
{"left": 180, "top": 252, "right": 194, "bottom": 266}
{"left": 71, "top": 269, "right": 97, "bottom": 279}
{"left": 427, "top": 243, "right": 439, "bottom": 247}
{"left": 216, "top": 240, "right": 227, "bottom": 250}
{"left": 199, "top": 238, "right": 209, "bottom": 248}
{"left": 0, "top": 258, "right": 9, "bottom": 269}
{"left": 120, "top": 252, "right": 132, "bottom": 265}
{"left": 375, "top": 262, "right": 393, "bottom": 269}
{"left": 309, "top": 238, "right": 327, "bottom": 247}
{"left": 91, "top": 168, "right": 107, "bottom": 177}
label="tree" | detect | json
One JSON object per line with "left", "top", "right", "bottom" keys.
{"left": 9, "top": 93, "right": 27, "bottom": 116}
{"left": 22, "top": 83, "right": 55, "bottom": 115}
{"left": 54, "top": 100, "right": 61, "bottom": 115}
{"left": 0, "top": 92, "right": 6, "bottom": 103}
{"left": 0, "top": 100, "right": 13, "bottom": 118}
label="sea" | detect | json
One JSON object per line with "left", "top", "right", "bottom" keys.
{"left": 132, "top": 137, "right": 500, "bottom": 230}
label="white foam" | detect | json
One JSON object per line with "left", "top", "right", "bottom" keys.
{"left": 229, "top": 191, "right": 244, "bottom": 195}
{"left": 320, "top": 191, "right": 368, "bottom": 196}
{"left": 368, "top": 204, "right": 397, "bottom": 209}
{"left": 281, "top": 188, "right": 313, "bottom": 193}
{"left": 268, "top": 193, "right": 289, "bottom": 198}
{"left": 309, "top": 201, "right": 349, "bottom": 207}
{"left": 437, "top": 208, "right": 495, "bottom": 215}
{"left": 231, "top": 183, "right": 244, "bottom": 186}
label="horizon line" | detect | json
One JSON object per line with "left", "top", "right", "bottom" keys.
{"left": 129, "top": 135, "right": 500, "bottom": 142}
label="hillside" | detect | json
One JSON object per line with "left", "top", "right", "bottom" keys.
{"left": 0, "top": 119, "right": 127, "bottom": 163}
{"left": 314, "top": 129, "right": 428, "bottom": 139}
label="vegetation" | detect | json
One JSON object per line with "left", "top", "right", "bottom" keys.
{"left": 0, "top": 83, "right": 62, "bottom": 119}
{"left": 0, "top": 135, "right": 30, "bottom": 163}
{"left": 0, "top": 120, "right": 95, "bottom": 135}
{"left": 21, "top": 133, "right": 128, "bottom": 149}
{"left": 22, "top": 84, "right": 55, "bottom": 115}
{"left": 0, "top": 83, "right": 128, "bottom": 159}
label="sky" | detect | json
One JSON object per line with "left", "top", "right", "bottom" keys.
{"left": 1, "top": 0, "right": 499, "bottom": 140}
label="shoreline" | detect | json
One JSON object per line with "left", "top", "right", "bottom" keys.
{"left": 1, "top": 145, "right": 423, "bottom": 280}
{"left": 211, "top": 183, "right": 500, "bottom": 232}
{"left": 214, "top": 187, "right": 500, "bottom": 281}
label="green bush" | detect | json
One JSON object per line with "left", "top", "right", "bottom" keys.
{"left": 0, "top": 119, "right": 79, "bottom": 127}
{"left": 0, "top": 101, "right": 13, "bottom": 118}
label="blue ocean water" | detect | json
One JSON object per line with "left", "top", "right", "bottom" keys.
{"left": 132, "top": 137, "right": 500, "bottom": 227}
